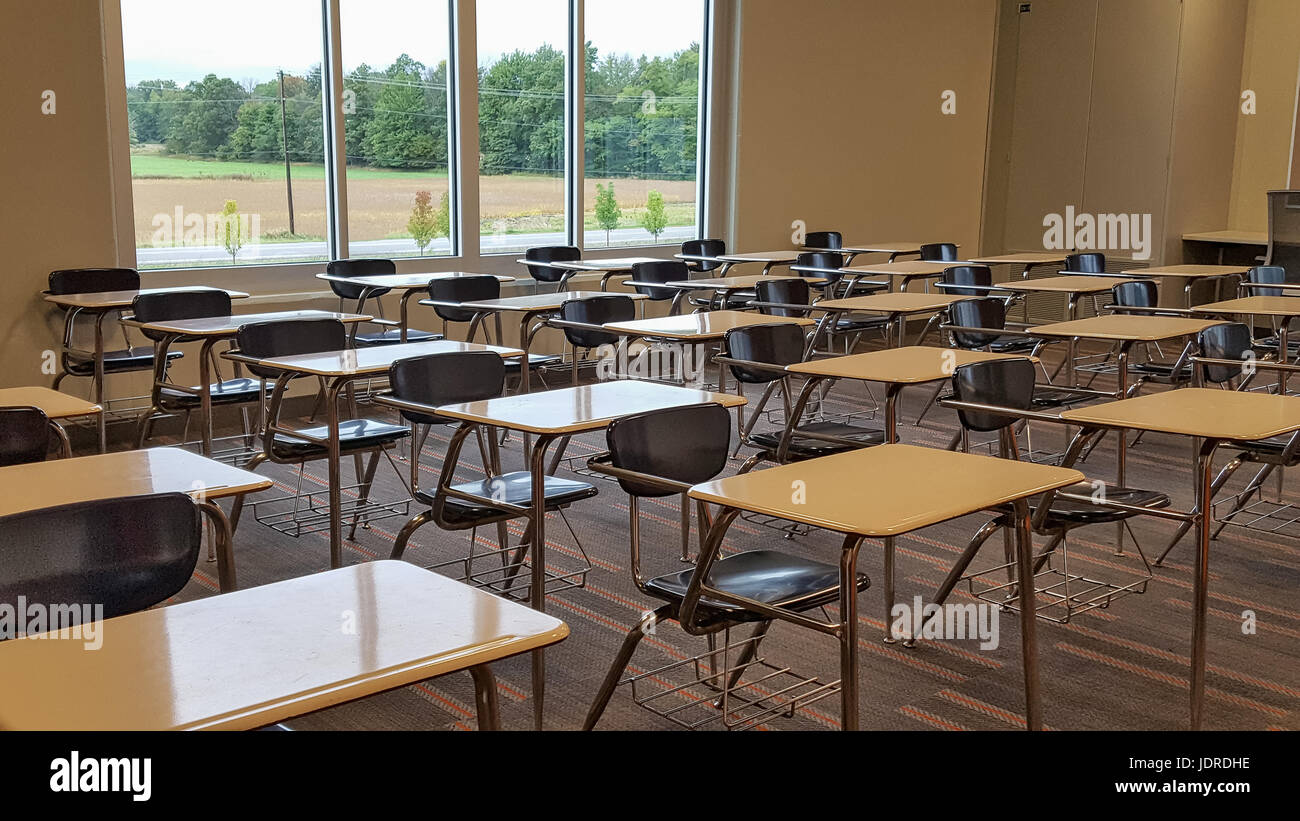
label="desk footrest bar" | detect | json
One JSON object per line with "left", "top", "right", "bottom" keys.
{"left": 250, "top": 487, "right": 411, "bottom": 538}
{"left": 1213, "top": 497, "right": 1300, "bottom": 539}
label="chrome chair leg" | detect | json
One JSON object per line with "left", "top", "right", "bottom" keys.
{"left": 583, "top": 606, "right": 669, "bottom": 730}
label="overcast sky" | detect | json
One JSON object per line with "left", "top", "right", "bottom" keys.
{"left": 122, "top": 0, "right": 704, "bottom": 86}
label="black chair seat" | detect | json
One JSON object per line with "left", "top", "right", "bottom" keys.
{"left": 1027, "top": 482, "right": 1170, "bottom": 527}
{"left": 1030, "top": 388, "right": 1081, "bottom": 408}
{"left": 160, "top": 377, "right": 262, "bottom": 408}
{"left": 835, "top": 316, "right": 890, "bottom": 332}
{"left": 505, "top": 353, "right": 564, "bottom": 372}
{"left": 415, "top": 471, "right": 597, "bottom": 525}
{"left": 1129, "top": 361, "right": 1192, "bottom": 381}
{"left": 66, "top": 348, "right": 182, "bottom": 376}
{"left": 645, "top": 549, "right": 870, "bottom": 627}
{"left": 691, "top": 292, "right": 753, "bottom": 309}
{"left": 1231, "top": 435, "right": 1300, "bottom": 463}
{"left": 353, "top": 328, "right": 443, "bottom": 347}
{"left": 988, "top": 336, "right": 1039, "bottom": 354}
{"left": 750, "top": 420, "right": 885, "bottom": 460}
{"left": 271, "top": 418, "right": 409, "bottom": 458}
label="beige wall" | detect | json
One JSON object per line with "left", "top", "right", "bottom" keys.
{"left": 722, "top": 0, "right": 999, "bottom": 256}
{"left": 1227, "top": 0, "right": 1300, "bottom": 232}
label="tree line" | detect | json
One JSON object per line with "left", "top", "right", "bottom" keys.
{"left": 126, "top": 42, "right": 700, "bottom": 180}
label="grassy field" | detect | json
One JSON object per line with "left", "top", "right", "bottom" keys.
{"left": 130, "top": 152, "right": 695, "bottom": 246}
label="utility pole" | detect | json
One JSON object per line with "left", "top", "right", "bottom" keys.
{"left": 278, "top": 69, "right": 295, "bottom": 235}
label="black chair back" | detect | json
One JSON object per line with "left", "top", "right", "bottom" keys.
{"left": 629, "top": 260, "right": 688, "bottom": 301}
{"left": 389, "top": 351, "right": 506, "bottom": 425}
{"left": 559, "top": 295, "right": 635, "bottom": 349}
{"left": 754, "top": 278, "right": 810, "bottom": 318}
{"left": 682, "top": 239, "right": 726, "bottom": 272}
{"left": 325, "top": 258, "right": 396, "bottom": 301}
{"left": 1112, "top": 280, "right": 1159, "bottom": 316}
{"left": 795, "top": 251, "right": 844, "bottom": 283}
{"left": 804, "top": 231, "right": 842, "bottom": 250}
{"left": 131, "top": 289, "right": 233, "bottom": 342}
{"left": 1065, "top": 252, "right": 1105, "bottom": 273}
{"left": 920, "top": 243, "right": 959, "bottom": 262}
{"left": 606, "top": 404, "right": 731, "bottom": 498}
{"left": 948, "top": 298, "right": 1006, "bottom": 349}
{"left": 48, "top": 268, "right": 140, "bottom": 295}
{"left": 950, "top": 358, "right": 1037, "bottom": 433}
{"left": 236, "top": 318, "right": 347, "bottom": 380}
{"left": 0, "top": 493, "right": 201, "bottom": 623}
{"left": 0, "top": 407, "right": 52, "bottom": 467}
{"left": 524, "top": 246, "right": 581, "bottom": 284}
{"left": 1246, "top": 265, "right": 1289, "bottom": 298}
{"left": 428, "top": 276, "right": 501, "bottom": 323}
{"left": 941, "top": 265, "right": 992, "bottom": 297}
{"left": 724, "top": 323, "right": 806, "bottom": 384}
{"left": 1198, "top": 322, "right": 1253, "bottom": 385}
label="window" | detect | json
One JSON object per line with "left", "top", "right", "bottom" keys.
{"left": 340, "top": 0, "right": 455, "bottom": 259}
{"left": 584, "top": 0, "right": 706, "bottom": 248}
{"left": 121, "top": 0, "right": 330, "bottom": 269}
{"left": 476, "top": 0, "right": 570, "bottom": 254}
{"left": 118, "top": 0, "right": 710, "bottom": 271}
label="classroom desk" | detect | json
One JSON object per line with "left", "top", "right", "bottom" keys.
{"left": 688, "top": 443, "right": 1083, "bottom": 731}
{"left": 807, "top": 292, "right": 967, "bottom": 348}
{"left": 44, "top": 286, "right": 250, "bottom": 451}
{"left": 670, "top": 250, "right": 800, "bottom": 279}
{"left": 315, "top": 272, "right": 515, "bottom": 342}
{"left": 0, "top": 387, "right": 101, "bottom": 455}
{"left": 663, "top": 273, "right": 821, "bottom": 314}
{"left": 998, "top": 274, "right": 1136, "bottom": 320}
{"left": 1060, "top": 389, "right": 1300, "bottom": 730}
{"left": 1181, "top": 230, "right": 1268, "bottom": 265}
{"left": 236, "top": 340, "right": 523, "bottom": 570}
{"left": 432, "top": 380, "right": 747, "bottom": 729}
{"left": 1119, "top": 264, "right": 1251, "bottom": 306}
{"left": 966, "top": 253, "right": 1069, "bottom": 279}
{"left": 546, "top": 256, "right": 664, "bottom": 291}
{"left": 1193, "top": 295, "right": 1300, "bottom": 391}
{"left": 0, "top": 447, "right": 270, "bottom": 591}
{"left": 451, "top": 291, "right": 648, "bottom": 393}
{"left": 802, "top": 241, "right": 927, "bottom": 266}
{"left": 123, "top": 310, "right": 371, "bottom": 457}
{"left": 837, "top": 261, "right": 951, "bottom": 293}
{"left": 0, "top": 561, "right": 568, "bottom": 730}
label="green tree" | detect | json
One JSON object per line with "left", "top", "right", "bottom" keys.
{"left": 434, "top": 191, "right": 451, "bottom": 242}
{"left": 221, "top": 200, "right": 243, "bottom": 263}
{"left": 165, "top": 74, "right": 247, "bottom": 156}
{"left": 594, "top": 183, "right": 621, "bottom": 245}
{"left": 640, "top": 190, "right": 667, "bottom": 241}
{"left": 407, "top": 190, "right": 438, "bottom": 253}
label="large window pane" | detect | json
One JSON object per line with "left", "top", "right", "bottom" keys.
{"left": 477, "top": 0, "right": 569, "bottom": 254}
{"left": 340, "top": 1, "right": 454, "bottom": 259}
{"left": 121, "top": 0, "right": 329, "bottom": 269}
{"left": 584, "top": 0, "right": 704, "bottom": 248}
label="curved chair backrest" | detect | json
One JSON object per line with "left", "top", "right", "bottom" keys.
{"left": 795, "top": 251, "right": 844, "bottom": 283}
{"left": 560, "top": 295, "right": 635, "bottom": 348}
{"left": 524, "top": 245, "right": 581, "bottom": 283}
{"left": 920, "top": 243, "right": 959, "bottom": 262}
{"left": 236, "top": 318, "right": 347, "bottom": 380}
{"left": 131, "top": 289, "right": 233, "bottom": 342}
{"left": 948, "top": 298, "right": 1007, "bottom": 349}
{"left": 427, "top": 275, "right": 501, "bottom": 323}
{"left": 1198, "top": 322, "right": 1253, "bottom": 385}
{"left": 941, "top": 265, "right": 992, "bottom": 297}
{"left": 754, "top": 277, "right": 810, "bottom": 318}
{"left": 682, "top": 238, "right": 726, "bottom": 272}
{"left": 951, "top": 358, "right": 1037, "bottom": 434}
{"left": 1112, "top": 280, "right": 1159, "bottom": 316}
{"left": 325, "top": 258, "right": 397, "bottom": 301}
{"left": 606, "top": 403, "right": 731, "bottom": 498}
{"left": 0, "top": 492, "right": 201, "bottom": 623}
{"left": 0, "top": 407, "right": 52, "bottom": 467}
{"left": 1188, "top": 275, "right": 1236, "bottom": 306}
{"left": 629, "top": 260, "right": 688, "bottom": 301}
{"left": 1246, "top": 265, "right": 1288, "bottom": 298}
{"left": 48, "top": 267, "right": 140, "bottom": 295}
{"left": 1065, "top": 252, "right": 1105, "bottom": 273}
{"left": 724, "top": 322, "right": 806, "bottom": 384}
{"left": 389, "top": 351, "right": 506, "bottom": 425}
{"left": 804, "top": 231, "right": 842, "bottom": 250}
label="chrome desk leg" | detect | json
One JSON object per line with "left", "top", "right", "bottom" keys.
{"left": 1013, "top": 497, "right": 1042, "bottom": 731}
{"left": 839, "top": 535, "right": 865, "bottom": 730}
{"left": 1190, "top": 438, "right": 1220, "bottom": 730}
{"left": 469, "top": 664, "right": 501, "bottom": 731}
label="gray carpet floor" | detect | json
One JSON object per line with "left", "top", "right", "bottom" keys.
{"left": 146, "top": 341, "right": 1300, "bottom": 731}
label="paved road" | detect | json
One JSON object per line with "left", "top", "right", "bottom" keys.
{"left": 137, "top": 225, "right": 696, "bottom": 266}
